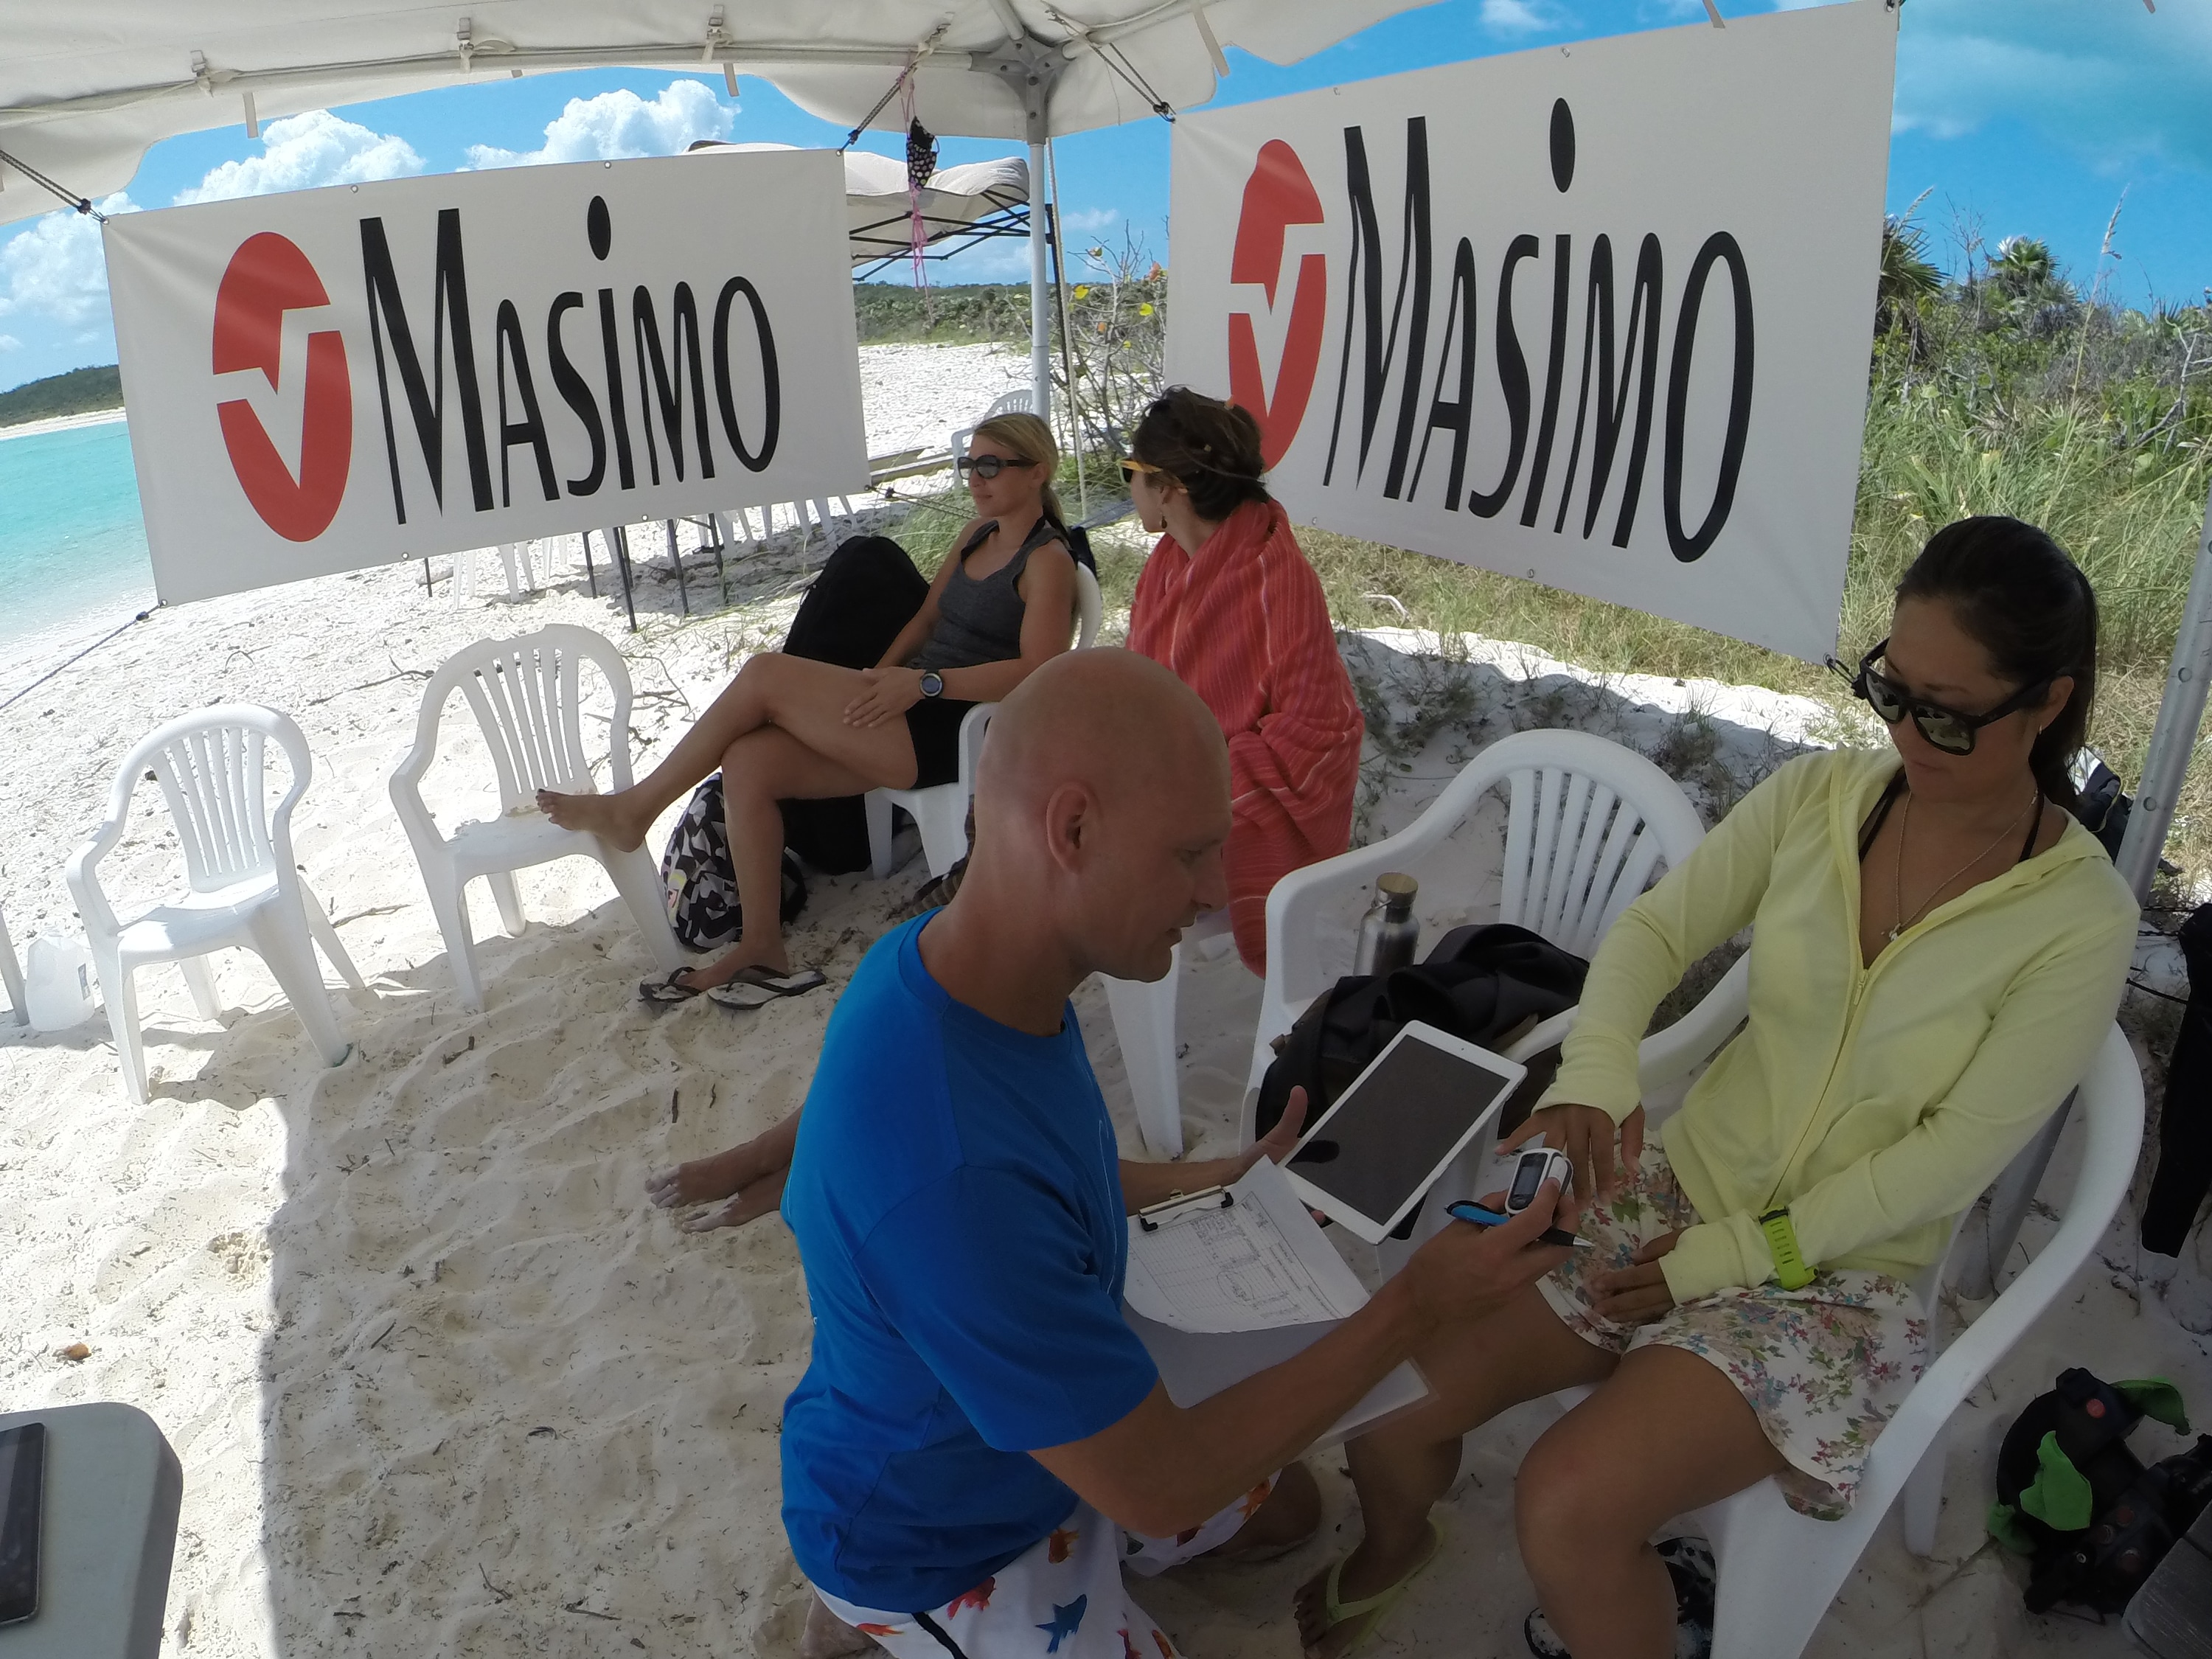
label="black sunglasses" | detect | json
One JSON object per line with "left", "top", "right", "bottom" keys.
{"left": 956, "top": 453, "right": 1036, "bottom": 481}
{"left": 1834, "top": 639, "right": 2057, "bottom": 757}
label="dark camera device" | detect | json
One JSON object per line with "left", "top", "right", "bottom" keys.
{"left": 0, "top": 1420, "right": 46, "bottom": 1627}
{"left": 1506, "top": 1147, "right": 1574, "bottom": 1213}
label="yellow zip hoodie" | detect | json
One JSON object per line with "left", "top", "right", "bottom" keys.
{"left": 1538, "top": 746, "right": 2138, "bottom": 1305}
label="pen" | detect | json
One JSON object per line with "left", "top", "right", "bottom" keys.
{"left": 1445, "top": 1200, "right": 1590, "bottom": 1249}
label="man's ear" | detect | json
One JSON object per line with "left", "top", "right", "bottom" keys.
{"left": 1040, "top": 780, "right": 1096, "bottom": 875}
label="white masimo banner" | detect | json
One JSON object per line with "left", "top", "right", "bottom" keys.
{"left": 1166, "top": 2, "right": 1896, "bottom": 662}
{"left": 106, "top": 150, "right": 866, "bottom": 605}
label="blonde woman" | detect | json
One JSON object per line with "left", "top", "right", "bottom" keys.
{"left": 543, "top": 413, "right": 1077, "bottom": 1010}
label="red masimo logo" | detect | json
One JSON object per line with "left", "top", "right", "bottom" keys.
{"left": 212, "top": 232, "right": 352, "bottom": 541}
{"left": 1226, "top": 141, "right": 1327, "bottom": 470}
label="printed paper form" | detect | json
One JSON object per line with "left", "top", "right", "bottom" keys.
{"left": 1124, "top": 1158, "right": 1369, "bottom": 1333}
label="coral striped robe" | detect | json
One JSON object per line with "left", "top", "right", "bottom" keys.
{"left": 1127, "top": 498, "right": 1363, "bottom": 973}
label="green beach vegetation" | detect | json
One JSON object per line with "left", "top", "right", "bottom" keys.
{"left": 0, "top": 364, "right": 123, "bottom": 428}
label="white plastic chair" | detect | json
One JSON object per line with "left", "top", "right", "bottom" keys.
{"left": 1145, "top": 729, "right": 1699, "bottom": 1164}
{"left": 389, "top": 624, "right": 687, "bottom": 1011}
{"left": 949, "top": 388, "right": 1034, "bottom": 465}
{"left": 1550, "top": 971, "right": 2143, "bottom": 1659}
{"left": 0, "top": 900, "right": 24, "bottom": 1025}
{"left": 864, "top": 562, "right": 1104, "bottom": 882}
{"left": 66, "top": 706, "right": 362, "bottom": 1105}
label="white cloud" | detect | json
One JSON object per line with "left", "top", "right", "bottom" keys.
{"left": 0, "top": 335, "right": 18, "bottom": 352}
{"left": 0, "top": 193, "right": 136, "bottom": 327}
{"left": 1481, "top": 0, "right": 1568, "bottom": 35}
{"left": 465, "top": 80, "right": 732, "bottom": 170}
{"left": 174, "top": 110, "right": 424, "bottom": 204}
{"left": 1892, "top": 0, "right": 2212, "bottom": 173}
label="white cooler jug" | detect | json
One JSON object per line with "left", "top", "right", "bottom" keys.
{"left": 24, "top": 933, "right": 98, "bottom": 1032}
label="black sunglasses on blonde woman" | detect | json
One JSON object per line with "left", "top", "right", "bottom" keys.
{"left": 956, "top": 454, "right": 1035, "bottom": 480}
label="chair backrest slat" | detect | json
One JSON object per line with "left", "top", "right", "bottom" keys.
{"left": 155, "top": 724, "right": 279, "bottom": 889}
{"left": 410, "top": 625, "right": 637, "bottom": 813}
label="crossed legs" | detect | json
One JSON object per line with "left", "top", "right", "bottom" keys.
{"left": 542, "top": 653, "right": 919, "bottom": 986}
{"left": 1295, "top": 1285, "right": 1784, "bottom": 1659}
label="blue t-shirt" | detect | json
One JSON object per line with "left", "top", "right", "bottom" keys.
{"left": 779, "top": 916, "right": 1161, "bottom": 1613}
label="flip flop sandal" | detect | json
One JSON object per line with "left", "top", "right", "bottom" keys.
{"left": 639, "top": 969, "right": 706, "bottom": 1004}
{"left": 1304, "top": 1518, "right": 1444, "bottom": 1658}
{"left": 704, "top": 965, "right": 827, "bottom": 1012}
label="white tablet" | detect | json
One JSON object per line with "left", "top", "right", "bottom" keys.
{"left": 1282, "top": 1020, "right": 1528, "bottom": 1245}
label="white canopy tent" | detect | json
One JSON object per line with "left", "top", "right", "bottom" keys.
{"left": 11, "top": 1, "right": 2202, "bottom": 891}
{"left": 688, "top": 142, "right": 1033, "bottom": 271}
{"left": 0, "top": 0, "right": 1435, "bottom": 427}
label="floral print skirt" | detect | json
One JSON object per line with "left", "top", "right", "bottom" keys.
{"left": 1537, "top": 1142, "right": 1929, "bottom": 1520}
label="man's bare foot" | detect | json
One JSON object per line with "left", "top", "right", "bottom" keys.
{"left": 537, "top": 787, "right": 653, "bottom": 852}
{"left": 671, "top": 1169, "right": 787, "bottom": 1233}
{"left": 801, "top": 1593, "right": 880, "bottom": 1659}
{"left": 647, "top": 1135, "right": 787, "bottom": 1211}
{"left": 1206, "top": 1461, "right": 1321, "bottom": 1563}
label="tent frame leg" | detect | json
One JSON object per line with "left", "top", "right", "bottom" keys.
{"left": 2117, "top": 473, "right": 2212, "bottom": 902}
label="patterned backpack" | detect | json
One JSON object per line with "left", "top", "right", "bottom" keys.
{"left": 660, "top": 774, "right": 807, "bottom": 950}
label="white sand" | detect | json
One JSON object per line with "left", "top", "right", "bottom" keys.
{"left": 1, "top": 342, "right": 2205, "bottom": 1659}
{"left": 0, "top": 406, "right": 128, "bottom": 442}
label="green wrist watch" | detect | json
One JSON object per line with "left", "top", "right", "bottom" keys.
{"left": 1758, "top": 1208, "right": 1816, "bottom": 1291}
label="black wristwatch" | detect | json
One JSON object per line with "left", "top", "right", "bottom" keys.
{"left": 919, "top": 670, "right": 945, "bottom": 699}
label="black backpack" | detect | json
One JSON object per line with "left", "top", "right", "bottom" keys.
{"left": 660, "top": 776, "right": 808, "bottom": 950}
{"left": 777, "top": 533, "right": 933, "bottom": 873}
{"left": 1989, "top": 1367, "right": 2212, "bottom": 1613}
{"left": 1255, "top": 923, "right": 1589, "bottom": 1234}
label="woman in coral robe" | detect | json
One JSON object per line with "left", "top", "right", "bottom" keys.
{"left": 1123, "top": 387, "right": 1363, "bottom": 973}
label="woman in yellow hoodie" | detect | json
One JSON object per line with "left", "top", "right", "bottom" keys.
{"left": 1295, "top": 517, "right": 2138, "bottom": 1659}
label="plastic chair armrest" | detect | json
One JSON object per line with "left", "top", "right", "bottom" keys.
{"left": 1502, "top": 1006, "right": 1578, "bottom": 1065}
{"left": 1846, "top": 1026, "right": 2140, "bottom": 1518}
{"left": 956, "top": 703, "right": 998, "bottom": 789}
{"left": 386, "top": 740, "right": 448, "bottom": 851}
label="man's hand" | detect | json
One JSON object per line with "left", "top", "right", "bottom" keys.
{"left": 844, "top": 666, "right": 925, "bottom": 728}
{"left": 1400, "top": 1178, "right": 1581, "bottom": 1332}
{"left": 1231, "top": 1088, "right": 1308, "bottom": 1178}
{"left": 1588, "top": 1229, "right": 1680, "bottom": 1324}
{"left": 1500, "top": 1102, "right": 1645, "bottom": 1202}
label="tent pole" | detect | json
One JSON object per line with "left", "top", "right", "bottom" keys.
{"left": 1046, "top": 145, "right": 1087, "bottom": 519}
{"left": 2116, "top": 471, "right": 2212, "bottom": 902}
{"left": 1028, "top": 138, "right": 1051, "bottom": 430}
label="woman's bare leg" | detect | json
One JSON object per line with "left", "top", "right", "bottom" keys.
{"left": 671, "top": 726, "right": 905, "bottom": 989}
{"left": 541, "top": 654, "right": 913, "bottom": 849}
{"left": 1517, "top": 1346, "right": 1787, "bottom": 1659}
{"left": 1295, "top": 1284, "right": 1615, "bottom": 1658}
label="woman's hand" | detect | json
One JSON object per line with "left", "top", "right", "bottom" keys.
{"left": 844, "top": 667, "right": 925, "bottom": 728}
{"left": 1500, "top": 1102, "right": 1646, "bottom": 1203}
{"left": 1587, "top": 1230, "right": 1680, "bottom": 1324}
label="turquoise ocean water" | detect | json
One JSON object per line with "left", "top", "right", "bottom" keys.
{"left": 0, "top": 419, "right": 156, "bottom": 669}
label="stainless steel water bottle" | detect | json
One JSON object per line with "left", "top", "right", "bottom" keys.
{"left": 1352, "top": 872, "right": 1420, "bottom": 976}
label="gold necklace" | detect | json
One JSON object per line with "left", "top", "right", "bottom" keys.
{"left": 1888, "top": 789, "right": 2039, "bottom": 943}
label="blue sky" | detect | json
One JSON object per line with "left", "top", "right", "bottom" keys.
{"left": 1, "top": 0, "right": 2205, "bottom": 393}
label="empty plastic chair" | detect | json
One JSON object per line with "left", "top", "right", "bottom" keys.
{"left": 389, "top": 624, "right": 687, "bottom": 1010}
{"left": 863, "top": 563, "right": 1103, "bottom": 882}
{"left": 67, "top": 705, "right": 362, "bottom": 1104}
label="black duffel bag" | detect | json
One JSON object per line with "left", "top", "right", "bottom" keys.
{"left": 1255, "top": 921, "right": 1590, "bottom": 1146}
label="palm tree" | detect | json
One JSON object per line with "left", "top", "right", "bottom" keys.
{"left": 1877, "top": 215, "right": 1943, "bottom": 352}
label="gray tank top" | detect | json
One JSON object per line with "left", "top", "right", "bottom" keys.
{"left": 912, "top": 517, "right": 1062, "bottom": 672}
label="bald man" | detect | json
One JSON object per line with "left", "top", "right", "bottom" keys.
{"left": 778, "top": 651, "right": 1576, "bottom": 1659}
